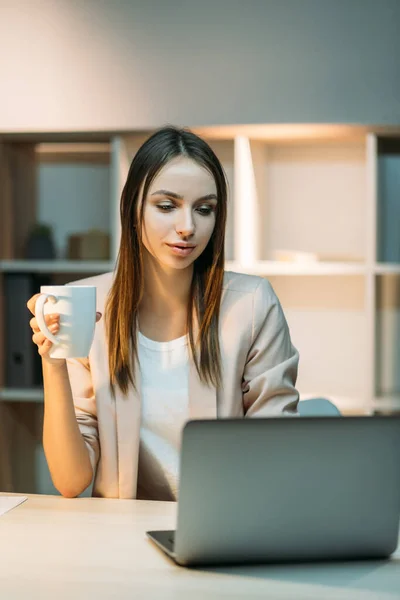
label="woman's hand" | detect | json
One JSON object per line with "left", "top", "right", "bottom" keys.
{"left": 27, "top": 293, "right": 102, "bottom": 365}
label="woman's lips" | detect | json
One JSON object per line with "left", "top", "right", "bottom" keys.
{"left": 167, "top": 244, "right": 196, "bottom": 257}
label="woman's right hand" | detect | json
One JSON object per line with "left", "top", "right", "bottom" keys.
{"left": 27, "top": 294, "right": 64, "bottom": 365}
{"left": 27, "top": 294, "right": 103, "bottom": 365}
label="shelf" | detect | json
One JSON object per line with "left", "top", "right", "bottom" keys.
{"left": 374, "top": 264, "right": 400, "bottom": 275}
{"left": 372, "top": 396, "right": 400, "bottom": 414}
{"left": 225, "top": 261, "right": 367, "bottom": 276}
{"left": 0, "top": 126, "right": 399, "bottom": 496}
{"left": 36, "top": 142, "right": 110, "bottom": 164}
{"left": 193, "top": 124, "right": 400, "bottom": 143}
{"left": 0, "top": 260, "right": 114, "bottom": 274}
{"left": 0, "top": 260, "right": 370, "bottom": 277}
{"left": 0, "top": 388, "right": 44, "bottom": 402}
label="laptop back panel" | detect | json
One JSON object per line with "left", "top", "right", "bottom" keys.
{"left": 174, "top": 417, "right": 400, "bottom": 566}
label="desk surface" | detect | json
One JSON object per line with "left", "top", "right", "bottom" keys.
{"left": 0, "top": 493, "right": 399, "bottom": 600}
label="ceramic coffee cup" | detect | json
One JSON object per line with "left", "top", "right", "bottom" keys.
{"left": 34, "top": 285, "right": 96, "bottom": 359}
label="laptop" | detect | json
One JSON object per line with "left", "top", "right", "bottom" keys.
{"left": 146, "top": 416, "right": 400, "bottom": 566}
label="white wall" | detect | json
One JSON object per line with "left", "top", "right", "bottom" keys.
{"left": 0, "top": 0, "right": 400, "bottom": 132}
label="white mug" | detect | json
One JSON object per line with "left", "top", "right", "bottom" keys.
{"left": 35, "top": 285, "right": 96, "bottom": 359}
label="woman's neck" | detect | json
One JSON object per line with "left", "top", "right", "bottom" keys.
{"left": 140, "top": 253, "right": 193, "bottom": 317}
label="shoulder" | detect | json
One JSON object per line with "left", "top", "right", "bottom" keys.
{"left": 66, "top": 271, "right": 114, "bottom": 309}
{"left": 222, "top": 270, "right": 276, "bottom": 300}
{"left": 221, "top": 271, "right": 283, "bottom": 333}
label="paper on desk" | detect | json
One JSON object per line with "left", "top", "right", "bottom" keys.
{"left": 0, "top": 496, "right": 27, "bottom": 516}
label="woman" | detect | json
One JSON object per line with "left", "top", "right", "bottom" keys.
{"left": 27, "top": 126, "right": 299, "bottom": 500}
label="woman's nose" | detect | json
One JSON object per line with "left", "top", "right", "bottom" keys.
{"left": 175, "top": 209, "right": 195, "bottom": 237}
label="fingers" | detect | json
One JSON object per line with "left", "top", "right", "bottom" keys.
{"left": 31, "top": 317, "right": 60, "bottom": 355}
{"left": 29, "top": 313, "right": 60, "bottom": 334}
{"left": 32, "top": 331, "right": 48, "bottom": 346}
{"left": 30, "top": 312, "right": 99, "bottom": 333}
{"left": 38, "top": 338, "right": 53, "bottom": 357}
{"left": 27, "top": 293, "right": 57, "bottom": 317}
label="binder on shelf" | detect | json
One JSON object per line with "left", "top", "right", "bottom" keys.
{"left": 4, "top": 273, "right": 51, "bottom": 388}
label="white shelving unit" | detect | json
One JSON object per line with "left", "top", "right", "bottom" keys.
{"left": 1, "top": 124, "right": 400, "bottom": 493}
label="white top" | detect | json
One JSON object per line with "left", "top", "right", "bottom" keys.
{"left": 136, "top": 331, "right": 189, "bottom": 501}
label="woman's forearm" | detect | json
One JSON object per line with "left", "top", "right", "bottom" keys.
{"left": 42, "top": 360, "right": 93, "bottom": 498}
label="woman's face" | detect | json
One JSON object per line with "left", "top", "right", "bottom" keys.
{"left": 140, "top": 157, "right": 218, "bottom": 271}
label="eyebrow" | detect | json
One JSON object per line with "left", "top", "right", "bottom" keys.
{"left": 150, "top": 189, "right": 217, "bottom": 202}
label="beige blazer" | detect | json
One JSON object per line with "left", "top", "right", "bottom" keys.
{"left": 66, "top": 271, "right": 299, "bottom": 499}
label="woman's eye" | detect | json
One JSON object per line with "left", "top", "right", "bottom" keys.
{"left": 196, "top": 206, "right": 214, "bottom": 216}
{"left": 157, "top": 204, "right": 174, "bottom": 212}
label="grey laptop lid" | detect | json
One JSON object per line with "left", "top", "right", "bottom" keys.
{"left": 171, "top": 416, "right": 400, "bottom": 566}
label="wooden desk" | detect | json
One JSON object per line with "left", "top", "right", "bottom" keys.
{"left": 0, "top": 494, "right": 399, "bottom": 599}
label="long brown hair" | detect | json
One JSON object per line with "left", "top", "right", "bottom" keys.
{"left": 106, "top": 126, "right": 228, "bottom": 396}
